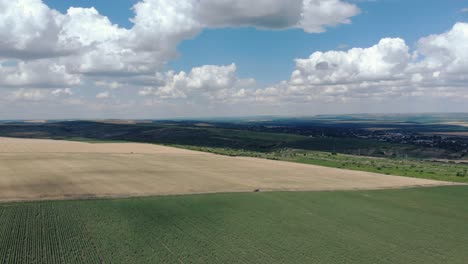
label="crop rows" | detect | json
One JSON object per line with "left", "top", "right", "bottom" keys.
{"left": 0, "top": 203, "right": 101, "bottom": 264}
{"left": 1, "top": 186, "right": 468, "bottom": 263}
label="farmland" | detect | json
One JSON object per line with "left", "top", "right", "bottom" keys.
{"left": 1, "top": 186, "right": 468, "bottom": 263}
{"left": 0, "top": 137, "right": 454, "bottom": 202}
{"left": 1, "top": 117, "right": 467, "bottom": 159}
{"left": 1, "top": 117, "right": 467, "bottom": 186}
{"left": 0, "top": 115, "right": 467, "bottom": 263}
{"left": 179, "top": 146, "right": 468, "bottom": 183}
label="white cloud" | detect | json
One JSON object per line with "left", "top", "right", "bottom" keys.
{"left": 9, "top": 89, "right": 48, "bottom": 101}
{"left": 0, "top": 0, "right": 360, "bottom": 102}
{"left": 96, "top": 91, "right": 111, "bottom": 99}
{"left": 0, "top": 0, "right": 72, "bottom": 59}
{"left": 0, "top": 0, "right": 360, "bottom": 72}
{"left": 8, "top": 87, "right": 73, "bottom": 102}
{"left": 300, "top": 0, "right": 360, "bottom": 33}
{"left": 139, "top": 64, "right": 255, "bottom": 101}
{"left": 249, "top": 23, "right": 468, "bottom": 104}
{"left": 0, "top": 1, "right": 128, "bottom": 61}
{"left": 416, "top": 23, "right": 468, "bottom": 74}
{"left": 51, "top": 88, "right": 73, "bottom": 96}
{"left": 0, "top": 0, "right": 193, "bottom": 81}
{"left": 134, "top": 0, "right": 359, "bottom": 33}
{"left": 61, "top": 7, "right": 128, "bottom": 47}
{"left": 2, "top": 0, "right": 468, "bottom": 117}
{"left": 0, "top": 60, "right": 80, "bottom": 88}
{"left": 461, "top": 8, "right": 468, "bottom": 13}
{"left": 291, "top": 38, "right": 409, "bottom": 85}
{"left": 131, "top": 22, "right": 468, "bottom": 109}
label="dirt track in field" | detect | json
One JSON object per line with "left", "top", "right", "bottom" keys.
{"left": 0, "top": 137, "right": 460, "bottom": 202}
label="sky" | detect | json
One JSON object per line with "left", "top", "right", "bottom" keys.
{"left": 1, "top": 0, "right": 468, "bottom": 119}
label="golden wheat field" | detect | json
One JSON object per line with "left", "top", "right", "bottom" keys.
{"left": 0, "top": 137, "right": 458, "bottom": 202}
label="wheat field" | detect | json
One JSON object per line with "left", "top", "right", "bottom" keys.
{"left": 0, "top": 137, "right": 458, "bottom": 202}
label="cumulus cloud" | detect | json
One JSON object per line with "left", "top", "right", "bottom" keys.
{"left": 2, "top": 0, "right": 468, "bottom": 116}
{"left": 139, "top": 64, "right": 255, "bottom": 101}
{"left": 0, "top": 1, "right": 132, "bottom": 62}
{"left": 135, "top": 0, "right": 359, "bottom": 33}
{"left": 0, "top": 0, "right": 360, "bottom": 64}
{"left": 0, "top": 0, "right": 73, "bottom": 59}
{"left": 137, "top": 23, "right": 468, "bottom": 107}
{"left": 300, "top": 0, "right": 360, "bottom": 33}
{"left": 0, "top": 60, "right": 80, "bottom": 88}
{"left": 416, "top": 23, "right": 468, "bottom": 74}
{"left": 291, "top": 38, "right": 410, "bottom": 85}
{"left": 249, "top": 23, "right": 468, "bottom": 103}
{"left": 0, "top": 0, "right": 360, "bottom": 95}
{"left": 0, "top": 0, "right": 191, "bottom": 89}
{"left": 0, "top": 0, "right": 361, "bottom": 118}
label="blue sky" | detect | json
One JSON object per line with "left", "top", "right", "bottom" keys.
{"left": 1, "top": 0, "right": 468, "bottom": 119}
{"left": 43, "top": 0, "right": 468, "bottom": 86}
{"left": 173, "top": 0, "right": 468, "bottom": 85}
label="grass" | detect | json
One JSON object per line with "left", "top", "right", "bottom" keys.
{"left": 176, "top": 145, "right": 468, "bottom": 183}
{"left": 1, "top": 186, "right": 468, "bottom": 263}
{"left": 287, "top": 150, "right": 468, "bottom": 183}
{"left": 58, "top": 137, "right": 130, "bottom": 143}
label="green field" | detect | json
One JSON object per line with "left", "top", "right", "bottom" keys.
{"left": 1, "top": 186, "right": 468, "bottom": 263}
